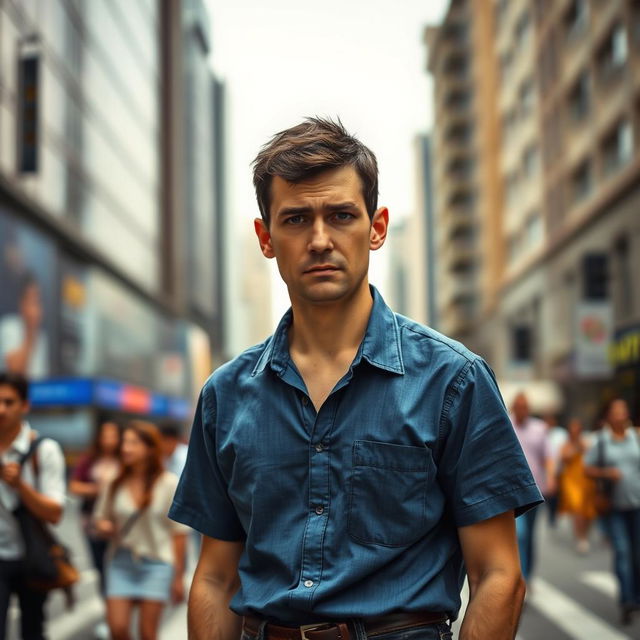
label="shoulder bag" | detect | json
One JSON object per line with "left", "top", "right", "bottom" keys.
{"left": 13, "top": 436, "right": 79, "bottom": 604}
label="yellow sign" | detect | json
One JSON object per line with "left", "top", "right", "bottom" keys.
{"left": 610, "top": 329, "right": 640, "bottom": 368}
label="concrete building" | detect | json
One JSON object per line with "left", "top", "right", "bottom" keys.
{"left": 0, "top": 0, "right": 226, "bottom": 448}
{"left": 427, "top": 0, "right": 640, "bottom": 421}
{"left": 425, "top": 0, "right": 499, "bottom": 352}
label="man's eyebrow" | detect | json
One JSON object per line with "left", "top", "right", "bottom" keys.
{"left": 276, "top": 202, "right": 361, "bottom": 218}
{"left": 276, "top": 206, "right": 312, "bottom": 218}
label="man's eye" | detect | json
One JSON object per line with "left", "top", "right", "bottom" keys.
{"left": 284, "top": 215, "right": 305, "bottom": 225}
{"left": 334, "top": 212, "right": 354, "bottom": 221}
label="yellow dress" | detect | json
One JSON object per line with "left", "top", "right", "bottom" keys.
{"left": 559, "top": 444, "right": 597, "bottom": 519}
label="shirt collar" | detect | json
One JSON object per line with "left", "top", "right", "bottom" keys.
{"left": 251, "top": 286, "right": 405, "bottom": 377}
{"left": 9, "top": 422, "right": 32, "bottom": 455}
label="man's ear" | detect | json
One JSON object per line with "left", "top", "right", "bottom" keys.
{"left": 254, "top": 218, "right": 275, "bottom": 259}
{"left": 369, "top": 207, "right": 389, "bottom": 251}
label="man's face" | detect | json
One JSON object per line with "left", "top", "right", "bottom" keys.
{"left": 254, "top": 166, "right": 388, "bottom": 305}
{"left": 0, "top": 385, "right": 29, "bottom": 434}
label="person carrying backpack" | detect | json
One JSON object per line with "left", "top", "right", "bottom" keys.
{"left": 0, "top": 371, "right": 66, "bottom": 640}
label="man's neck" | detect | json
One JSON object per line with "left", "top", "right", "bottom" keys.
{"left": 288, "top": 282, "right": 373, "bottom": 359}
{"left": 0, "top": 421, "right": 24, "bottom": 451}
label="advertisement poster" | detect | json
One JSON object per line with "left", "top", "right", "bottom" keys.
{"left": 0, "top": 208, "right": 57, "bottom": 379}
{"left": 575, "top": 302, "right": 613, "bottom": 379}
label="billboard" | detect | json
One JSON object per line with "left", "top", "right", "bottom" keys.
{"left": 0, "top": 208, "right": 57, "bottom": 379}
{"left": 575, "top": 302, "right": 613, "bottom": 378}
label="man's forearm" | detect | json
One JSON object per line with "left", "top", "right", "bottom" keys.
{"left": 18, "top": 481, "right": 63, "bottom": 524}
{"left": 459, "top": 569, "right": 526, "bottom": 640}
{"left": 188, "top": 572, "right": 242, "bottom": 640}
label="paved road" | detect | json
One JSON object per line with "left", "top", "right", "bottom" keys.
{"left": 8, "top": 502, "right": 640, "bottom": 639}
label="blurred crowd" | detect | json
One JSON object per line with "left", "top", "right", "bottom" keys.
{"left": 1, "top": 370, "right": 639, "bottom": 638}
{"left": 510, "top": 391, "right": 640, "bottom": 626}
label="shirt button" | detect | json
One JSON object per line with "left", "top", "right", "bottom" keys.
{"left": 314, "top": 443, "right": 324, "bottom": 453}
{"left": 304, "top": 579, "right": 314, "bottom": 588}
{"left": 315, "top": 505, "right": 324, "bottom": 515}
{"left": 302, "top": 396, "right": 309, "bottom": 406}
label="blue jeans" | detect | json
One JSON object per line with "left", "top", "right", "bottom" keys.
{"left": 606, "top": 508, "right": 640, "bottom": 606}
{"left": 242, "top": 621, "right": 452, "bottom": 640}
{"left": 516, "top": 506, "right": 539, "bottom": 581}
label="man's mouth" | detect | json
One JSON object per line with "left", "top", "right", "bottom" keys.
{"left": 304, "top": 265, "right": 340, "bottom": 274}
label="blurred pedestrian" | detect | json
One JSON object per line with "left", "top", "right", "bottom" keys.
{"left": 584, "top": 398, "right": 640, "bottom": 625}
{"left": 0, "top": 371, "right": 65, "bottom": 640}
{"left": 159, "top": 422, "right": 188, "bottom": 478}
{"left": 69, "top": 420, "right": 122, "bottom": 593}
{"left": 169, "top": 118, "right": 541, "bottom": 640}
{"left": 94, "top": 420, "right": 189, "bottom": 640}
{"left": 543, "top": 412, "right": 567, "bottom": 528}
{"left": 558, "top": 418, "right": 596, "bottom": 554}
{"left": 509, "top": 391, "right": 556, "bottom": 582}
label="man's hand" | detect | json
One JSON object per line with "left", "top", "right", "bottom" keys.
{"left": 94, "top": 519, "right": 116, "bottom": 539}
{"left": 458, "top": 511, "right": 526, "bottom": 640}
{"left": 0, "top": 462, "right": 22, "bottom": 488}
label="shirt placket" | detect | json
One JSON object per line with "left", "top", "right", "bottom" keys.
{"left": 289, "top": 391, "right": 337, "bottom": 610}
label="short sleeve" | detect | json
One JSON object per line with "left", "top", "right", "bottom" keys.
{"left": 71, "top": 454, "right": 93, "bottom": 482}
{"left": 37, "top": 439, "right": 66, "bottom": 506}
{"left": 437, "top": 358, "right": 543, "bottom": 527}
{"left": 168, "top": 386, "right": 245, "bottom": 541}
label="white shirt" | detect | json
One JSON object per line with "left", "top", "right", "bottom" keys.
{"left": 93, "top": 471, "right": 189, "bottom": 565}
{"left": 0, "top": 422, "right": 66, "bottom": 559}
{"left": 165, "top": 442, "right": 188, "bottom": 478}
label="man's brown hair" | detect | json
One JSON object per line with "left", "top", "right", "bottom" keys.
{"left": 252, "top": 117, "right": 379, "bottom": 226}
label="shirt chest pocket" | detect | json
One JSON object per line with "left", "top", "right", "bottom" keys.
{"left": 347, "top": 440, "right": 434, "bottom": 547}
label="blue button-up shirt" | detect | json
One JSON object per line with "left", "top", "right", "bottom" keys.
{"left": 169, "top": 287, "right": 541, "bottom": 623}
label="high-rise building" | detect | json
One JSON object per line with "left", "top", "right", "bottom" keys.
{"left": 425, "top": 0, "right": 490, "bottom": 346}
{"left": 427, "top": 0, "right": 640, "bottom": 420}
{"left": 0, "top": 0, "right": 226, "bottom": 449}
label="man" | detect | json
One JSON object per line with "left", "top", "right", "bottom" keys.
{"left": 0, "top": 371, "right": 66, "bottom": 639}
{"left": 509, "top": 392, "right": 555, "bottom": 583}
{"left": 170, "top": 118, "right": 542, "bottom": 640}
{"left": 159, "top": 422, "right": 189, "bottom": 478}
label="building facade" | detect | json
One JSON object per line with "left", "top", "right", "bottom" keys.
{"left": 0, "top": 0, "right": 226, "bottom": 450}
{"left": 427, "top": 0, "right": 640, "bottom": 421}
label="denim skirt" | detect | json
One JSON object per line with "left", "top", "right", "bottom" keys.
{"left": 106, "top": 547, "right": 173, "bottom": 602}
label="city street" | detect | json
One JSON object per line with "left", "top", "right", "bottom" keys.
{"left": 4, "top": 500, "right": 637, "bottom": 640}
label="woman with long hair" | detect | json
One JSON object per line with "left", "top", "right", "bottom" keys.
{"left": 69, "top": 420, "right": 122, "bottom": 592}
{"left": 93, "top": 420, "right": 189, "bottom": 640}
{"left": 585, "top": 398, "right": 640, "bottom": 625}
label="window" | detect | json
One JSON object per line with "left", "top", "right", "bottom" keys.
{"left": 445, "top": 89, "right": 471, "bottom": 111}
{"left": 500, "top": 49, "right": 514, "bottom": 81}
{"left": 522, "top": 145, "right": 540, "bottom": 178}
{"left": 448, "top": 156, "right": 474, "bottom": 179}
{"left": 514, "top": 11, "right": 531, "bottom": 51}
{"left": 443, "top": 54, "right": 468, "bottom": 77}
{"left": 571, "top": 160, "right": 592, "bottom": 203}
{"left": 568, "top": 72, "right": 590, "bottom": 122}
{"left": 505, "top": 172, "right": 519, "bottom": 206}
{"left": 446, "top": 123, "right": 473, "bottom": 145}
{"left": 602, "top": 120, "right": 634, "bottom": 175}
{"left": 597, "top": 24, "right": 628, "bottom": 80}
{"left": 444, "top": 22, "right": 468, "bottom": 44}
{"left": 564, "top": 0, "right": 588, "bottom": 41}
{"left": 582, "top": 253, "right": 608, "bottom": 300}
{"left": 525, "top": 212, "right": 543, "bottom": 248}
{"left": 512, "top": 325, "right": 532, "bottom": 362}
{"left": 519, "top": 77, "right": 536, "bottom": 116}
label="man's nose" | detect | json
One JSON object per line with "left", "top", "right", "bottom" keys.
{"left": 308, "top": 219, "right": 333, "bottom": 253}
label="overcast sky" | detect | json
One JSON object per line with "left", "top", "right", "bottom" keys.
{"left": 206, "top": 0, "right": 448, "bottom": 343}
